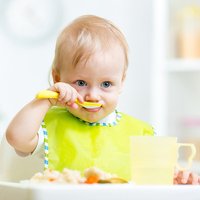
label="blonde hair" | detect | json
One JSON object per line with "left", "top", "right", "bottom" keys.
{"left": 49, "top": 15, "right": 129, "bottom": 84}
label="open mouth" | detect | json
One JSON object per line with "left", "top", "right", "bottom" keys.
{"left": 83, "top": 106, "right": 102, "bottom": 112}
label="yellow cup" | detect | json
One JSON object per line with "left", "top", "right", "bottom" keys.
{"left": 130, "top": 136, "right": 196, "bottom": 185}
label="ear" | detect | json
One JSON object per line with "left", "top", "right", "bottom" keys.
{"left": 119, "top": 70, "right": 127, "bottom": 94}
{"left": 52, "top": 68, "right": 60, "bottom": 84}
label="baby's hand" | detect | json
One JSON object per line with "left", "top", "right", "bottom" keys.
{"left": 174, "top": 167, "right": 200, "bottom": 185}
{"left": 48, "top": 82, "right": 84, "bottom": 109}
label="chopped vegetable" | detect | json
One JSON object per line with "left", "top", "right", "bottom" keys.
{"left": 98, "top": 178, "right": 128, "bottom": 184}
{"left": 84, "top": 176, "right": 99, "bottom": 184}
{"left": 98, "top": 180, "right": 111, "bottom": 183}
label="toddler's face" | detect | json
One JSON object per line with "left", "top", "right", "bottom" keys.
{"left": 59, "top": 45, "right": 126, "bottom": 122}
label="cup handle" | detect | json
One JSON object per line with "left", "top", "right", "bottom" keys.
{"left": 175, "top": 143, "right": 196, "bottom": 171}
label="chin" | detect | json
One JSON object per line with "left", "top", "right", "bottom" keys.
{"left": 71, "top": 110, "right": 104, "bottom": 123}
{"left": 82, "top": 115, "right": 102, "bottom": 123}
{"left": 82, "top": 118, "right": 98, "bottom": 123}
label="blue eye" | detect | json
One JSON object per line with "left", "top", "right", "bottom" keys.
{"left": 101, "top": 81, "right": 111, "bottom": 88}
{"left": 76, "top": 80, "right": 86, "bottom": 86}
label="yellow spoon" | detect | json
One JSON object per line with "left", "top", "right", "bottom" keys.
{"left": 35, "top": 90, "right": 102, "bottom": 109}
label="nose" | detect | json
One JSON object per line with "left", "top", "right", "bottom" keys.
{"left": 85, "top": 87, "right": 100, "bottom": 102}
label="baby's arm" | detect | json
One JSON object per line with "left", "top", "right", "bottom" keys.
{"left": 6, "top": 82, "right": 84, "bottom": 154}
{"left": 6, "top": 98, "right": 51, "bottom": 154}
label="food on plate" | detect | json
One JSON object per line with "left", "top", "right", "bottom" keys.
{"left": 29, "top": 166, "right": 128, "bottom": 184}
{"left": 84, "top": 176, "right": 99, "bottom": 184}
{"left": 84, "top": 166, "right": 117, "bottom": 180}
{"left": 30, "top": 168, "right": 85, "bottom": 184}
{"left": 98, "top": 178, "right": 128, "bottom": 184}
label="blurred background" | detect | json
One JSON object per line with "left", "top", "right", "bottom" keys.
{"left": 0, "top": 0, "right": 154, "bottom": 138}
{"left": 1, "top": 0, "right": 200, "bottom": 173}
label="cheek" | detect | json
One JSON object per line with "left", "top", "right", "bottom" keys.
{"left": 67, "top": 107, "right": 82, "bottom": 118}
{"left": 104, "top": 92, "right": 119, "bottom": 106}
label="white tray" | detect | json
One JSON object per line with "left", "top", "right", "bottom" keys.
{"left": 1, "top": 181, "right": 200, "bottom": 200}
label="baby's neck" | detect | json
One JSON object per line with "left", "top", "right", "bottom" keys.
{"left": 94, "top": 110, "right": 117, "bottom": 124}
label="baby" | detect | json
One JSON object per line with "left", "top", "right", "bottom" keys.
{"left": 6, "top": 15, "right": 199, "bottom": 184}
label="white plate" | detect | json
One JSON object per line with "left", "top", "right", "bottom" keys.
{"left": 1, "top": 181, "right": 200, "bottom": 200}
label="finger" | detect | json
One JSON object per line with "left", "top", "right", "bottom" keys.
{"left": 60, "top": 85, "right": 75, "bottom": 104}
{"left": 198, "top": 176, "right": 200, "bottom": 184}
{"left": 174, "top": 178, "right": 178, "bottom": 185}
{"left": 189, "top": 172, "right": 199, "bottom": 185}
{"left": 65, "top": 87, "right": 78, "bottom": 105}
{"left": 51, "top": 83, "right": 66, "bottom": 101}
{"left": 68, "top": 90, "right": 81, "bottom": 109}
{"left": 180, "top": 170, "right": 192, "bottom": 184}
{"left": 174, "top": 167, "right": 179, "bottom": 178}
{"left": 70, "top": 88, "right": 80, "bottom": 103}
{"left": 61, "top": 84, "right": 73, "bottom": 103}
{"left": 61, "top": 89, "right": 71, "bottom": 104}
{"left": 76, "top": 93, "right": 84, "bottom": 104}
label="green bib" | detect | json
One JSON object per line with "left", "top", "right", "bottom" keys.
{"left": 43, "top": 107, "right": 154, "bottom": 180}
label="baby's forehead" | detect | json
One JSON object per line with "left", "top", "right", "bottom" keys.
{"left": 73, "top": 46, "right": 125, "bottom": 72}
{"left": 87, "top": 44, "right": 124, "bottom": 63}
{"left": 60, "top": 39, "right": 124, "bottom": 64}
